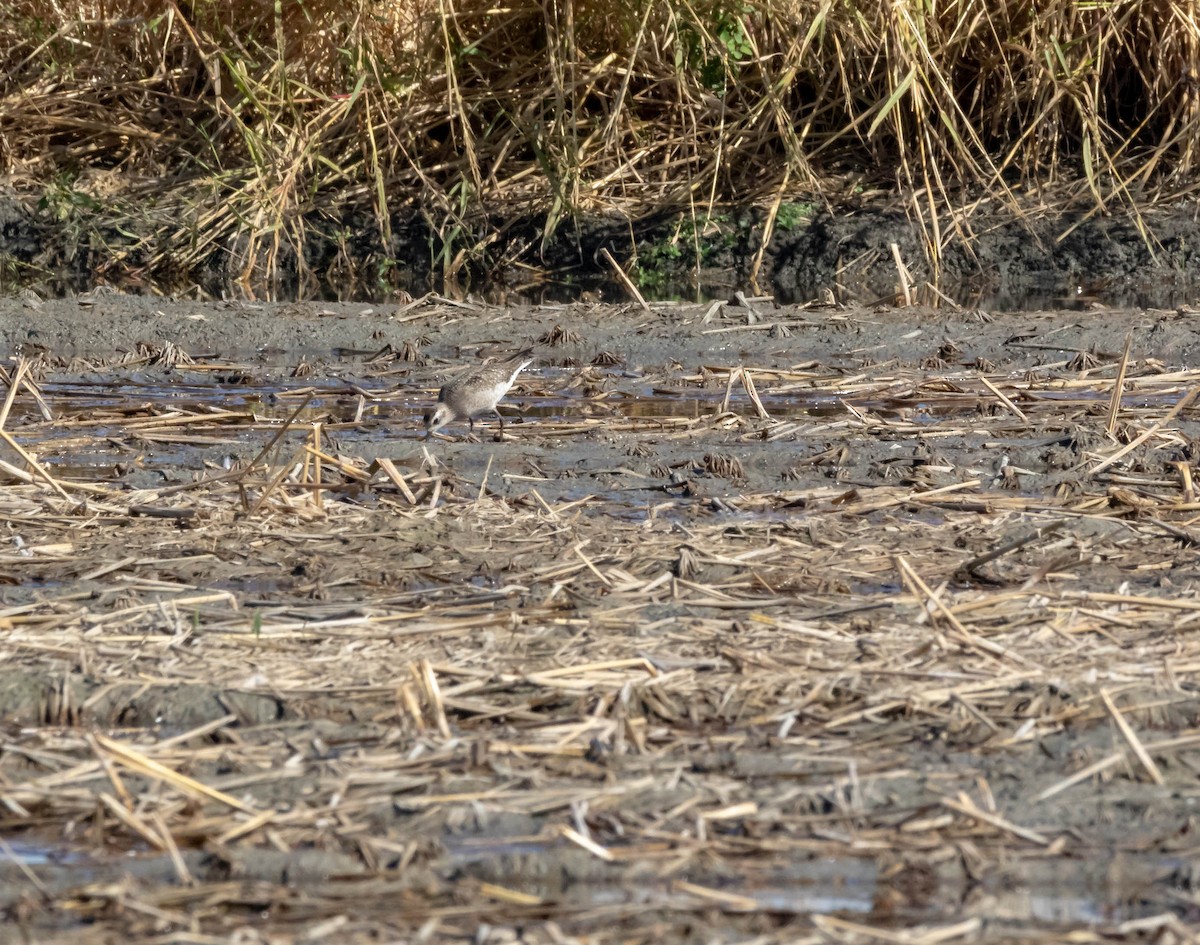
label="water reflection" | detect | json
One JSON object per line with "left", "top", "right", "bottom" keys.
{"left": 12, "top": 264, "right": 1200, "bottom": 313}
{"left": 444, "top": 837, "right": 1198, "bottom": 925}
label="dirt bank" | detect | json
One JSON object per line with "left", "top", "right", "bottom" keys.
{"left": 6, "top": 189, "right": 1200, "bottom": 306}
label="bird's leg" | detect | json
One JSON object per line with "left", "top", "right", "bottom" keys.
{"left": 462, "top": 416, "right": 481, "bottom": 443}
{"left": 493, "top": 409, "right": 506, "bottom": 442}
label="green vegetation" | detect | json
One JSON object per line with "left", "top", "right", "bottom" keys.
{"left": 635, "top": 212, "right": 738, "bottom": 289}
{"left": 1, "top": 0, "right": 1195, "bottom": 291}
{"left": 774, "top": 203, "right": 814, "bottom": 232}
{"left": 635, "top": 238, "right": 684, "bottom": 292}
{"left": 36, "top": 174, "right": 103, "bottom": 249}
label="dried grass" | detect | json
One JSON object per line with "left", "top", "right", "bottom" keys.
{"left": 2, "top": 1, "right": 1199, "bottom": 289}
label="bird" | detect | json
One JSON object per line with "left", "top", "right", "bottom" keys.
{"left": 424, "top": 348, "right": 534, "bottom": 439}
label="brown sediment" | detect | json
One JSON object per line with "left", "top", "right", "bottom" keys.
{"left": 0, "top": 296, "right": 1199, "bottom": 942}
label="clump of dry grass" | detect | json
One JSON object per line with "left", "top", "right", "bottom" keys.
{"left": 2, "top": 0, "right": 1198, "bottom": 291}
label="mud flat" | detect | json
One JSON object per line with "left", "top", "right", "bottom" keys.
{"left": 0, "top": 295, "right": 1199, "bottom": 943}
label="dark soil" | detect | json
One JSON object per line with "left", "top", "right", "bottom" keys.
{"left": 5, "top": 183, "right": 1200, "bottom": 307}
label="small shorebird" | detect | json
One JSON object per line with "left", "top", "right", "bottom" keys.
{"left": 424, "top": 348, "right": 534, "bottom": 438}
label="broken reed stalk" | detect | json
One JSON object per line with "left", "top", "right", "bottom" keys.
{"left": 978, "top": 374, "right": 1028, "bottom": 423}
{"left": 1089, "top": 385, "right": 1200, "bottom": 476}
{"left": 1104, "top": 331, "right": 1133, "bottom": 437}
{"left": 740, "top": 369, "right": 771, "bottom": 421}
{"left": 311, "top": 421, "right": 323, "bottom": 510}
{"left": 91, "top": 733, "right": 259, "bottom": 813}
{"left": 889, "top": 243, "right": 914, "bottom": 306}
{"left": 0, "top": 358, "right": 27, "bottom": 430}
{"left": 958, "top": 520, "right": 1066, "bottom": 578}
{"left": 599, "top": 247, "right": 649, "bottom": 310}
{"left": 1099, "top": 688, "right": 1164, "bottom": 785}
{"left": 894, "top": 555, "right": 1028, "bottom": 666}
{"left": 0, "top": 429, "right": 72, "bottom": 501}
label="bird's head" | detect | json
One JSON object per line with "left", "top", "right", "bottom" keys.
{"left": 424, "top": 404, "right": 453, "bottom": 437}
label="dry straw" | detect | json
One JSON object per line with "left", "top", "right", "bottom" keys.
{"left": 2, "top": 0, "right": 1197, "bottom": 288}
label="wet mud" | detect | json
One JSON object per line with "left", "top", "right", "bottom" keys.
{"left": 1, "top": 295, "right": 1199, "bottom": 943}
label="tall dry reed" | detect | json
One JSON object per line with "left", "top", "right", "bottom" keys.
{"left": 1, "top": 0, "right": 1196, "bottom": 287}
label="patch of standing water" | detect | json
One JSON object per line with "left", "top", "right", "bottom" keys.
{"left": 1, "top": 840, "right": 85, "bottom": 867}
{"left": 13, "top": 355, "right": 1187, "bottom": 486}
{"left": 444, "top": 837, "right": 1198, "bottom": 925}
